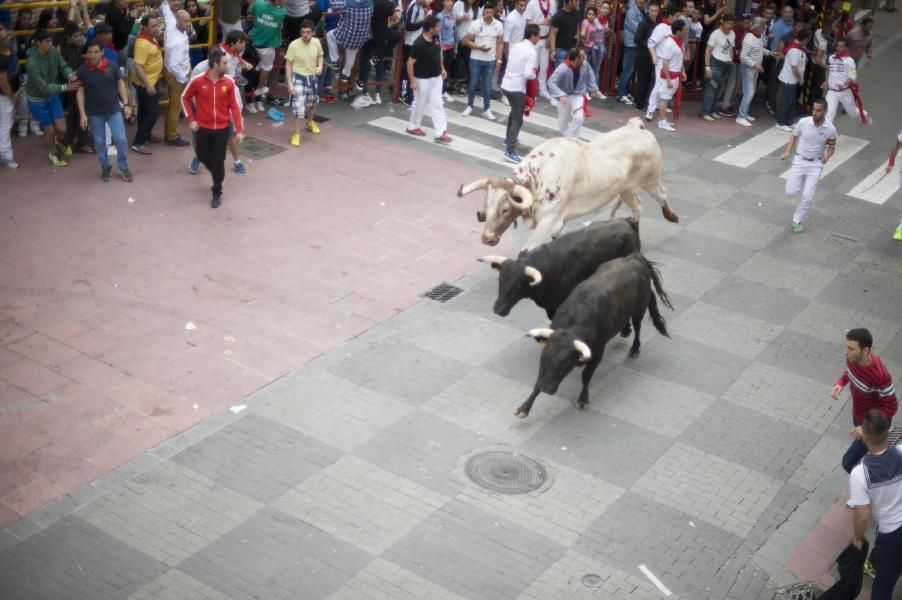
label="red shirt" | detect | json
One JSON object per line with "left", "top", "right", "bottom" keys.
{"left": 181, "top": 72, "right": 244, "bottom": 134}
{"left": 836, "top": 354, "right": 897, "bottom": 424}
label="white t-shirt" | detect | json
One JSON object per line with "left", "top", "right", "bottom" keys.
{"left": 792, "top": 116, "right": 837, "bottom": 160}
{"left": 707, "top": 28, "right": 735, "bottom": 63}
{"left": 688, "top": 19, "right": 703, "bottom": 41}
{"left": 504, "top": 8, "right": 527, "bottom": 44}
{"left": 848, "top": 446, "right": 902, "bottom": 534}
{"left": 778, "top": 46, "right": 807, "bottom": 85}
{"left": 523, "top": 0, "right": 557, "bottom": 37}
{"left": 648, "top": 22, "right": 671, "bottom": 54}
{"left": 501, "top": 38, "right": 537, "bottom": 92}
{"left": 403, "top": 2, "right": 427, "bottom": 46}
{"left": 658, "top": 36, "right": 683, "bottom": 74}
{"left": 826, "top": 54, "right": 856, "bottom": 89}
{"left": 468, "top": 18, "right": 504, "bottom": 61}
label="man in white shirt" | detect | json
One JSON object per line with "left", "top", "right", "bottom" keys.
{"left": 161, "top": 0, "right": 193, "bottom": 146}
{"left": 847, "top": 410, "right": 902, "bottom": 600}
{"left": 462, "top": 2, "right": 504, "bottom": 121}
{"left": 645, "top": 19, "right": 686, "bottom": 132}
{"left": 779, "top": 98, "right": 837, "bottom": 233}
{"left": 698, "top": 13, "right": 735, "bottom": 121}
{"left": 736, "top": 16, "right": 774, "bottom": 126}
{"left": 524, "top": 0, "right": 556, "bottom": 99}
{"left": 822, "top": 39, "right": 869, "bottom": 126}
{"left": 504, "top": 0, "right": 527, "bottom": 47}
{"left": 501, "top": 23, "right": 539, "bottom": 164}
{"left": 775, "top": 27, "right": 809, "bottom": 130}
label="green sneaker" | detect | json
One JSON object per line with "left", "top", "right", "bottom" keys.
{"left": 792, "top": 222, "right": 804, "bottom": 234}
{"left": 864, "top": 557, "right": 876, "bottom": 578}
{"left": 894, "top": 227, "right": 902, "bottom": 241}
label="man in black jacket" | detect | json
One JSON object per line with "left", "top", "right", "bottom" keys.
{"left": 632, "top": 2, "right": 656, "bottom": 111}
{"left": 357, "top": 0, "right": 400, "bottom": 105}
{"left": 104, "top": 0, "right": 135, "bottom": 51}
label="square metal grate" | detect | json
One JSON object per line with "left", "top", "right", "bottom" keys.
{"left": 239, "top": 136, "right": 288, "bottom": 161}
{"left": 424, "top": 283, "right": 464, "bottom": 303}
{"left": 774, "top": 583, "right": 818, "bottom": 600}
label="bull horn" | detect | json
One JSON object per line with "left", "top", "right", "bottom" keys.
{"left": 574, "top": 340, "right": 592, "bottom": 362}
{"left": 477, "top": 255, "right": 508, "bottom": 265}
{"left": 509, "top": 185, "right": 534, "bottom": 211}
{"left": 527, "top": 328, "right": 555, "bottom": 341}
{"left": 457, "top": 178, "right": 491, "bottom": 197}
{"left": 523, "top": 266, "right": 543, "bottom": 286}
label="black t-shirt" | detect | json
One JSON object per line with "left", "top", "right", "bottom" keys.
{"left": 371, "top": 0, "right": 396, "bottom": 37}
{"left": 0, "top": 51, "right": 18, "bottom": 92}
{"left": 76, "top": 62, "right": 122, "bottom": 116}
{"left": 551, "top": 8, "right": 580, "bottom": 52}
{"left": 410, "top": 34, "right": 442, "bottom": 78}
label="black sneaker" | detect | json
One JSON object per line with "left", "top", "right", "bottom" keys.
{"left": 101, "top": 166, "right": 112, "bottom": 181}
{"left": 400, "top": 95, "right": 411, "bottom": 106}
{"left": 211, "top": 195, "right": 221, "bottom": 209}
{"left": 120, "top": 168, "right": 133, "bottom": 182}
{"left": 131, "top": 144, "right": 152, "bottom": 155}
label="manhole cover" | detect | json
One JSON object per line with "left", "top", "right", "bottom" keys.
{"left": 774, "top": 583, "right": 818, "bottom": 600}
{"left": 424, "top": 283, "right": 464, "bottom": 303}
{"left": 464, "top": 451, "right": 547, "bottom": 494}
{"left": 581, "top": 574, "right": 604, "bottom": 588}
{"left": 239, "top": 135, "right": 288, "bottom": 161}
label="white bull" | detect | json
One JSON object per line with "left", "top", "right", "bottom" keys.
{"left": 458, "top": 118, "right": 679, "bottom": 251}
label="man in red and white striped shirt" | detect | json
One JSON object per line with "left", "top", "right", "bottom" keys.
{"left": 831, "top": 328, "right": 898, "bottom": 473}
{"left": 181, "top": 48, "right": 245, "bottom": 208}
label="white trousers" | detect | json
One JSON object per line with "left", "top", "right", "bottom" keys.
{"left": 408, "top": 76, "right": 447, "bottom": 137}
{"left": 556, "top": 95, "right": 585, "bottom": 138}
{"left": 825, "top": 88, "right": 867, "bottom": 125}
{"left": 326, "top": 30, "right": 360, "bottom": 78}
{"left": 0, "top": 95, "right": 14, "bottom": 162}
{"left": 786, "top": 155, "right": 824, "bottom": 224}
{"left": 536, "top": 38, "right": 550, "bottom": 95}
{"left": 646, "top": 73, "right": 677, "bottom": 117}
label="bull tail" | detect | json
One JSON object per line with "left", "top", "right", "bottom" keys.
{"left": 639, "top": 255, "right": 674, "bottom": 311}
{"left": 647, "top": 293, "right": 670, "bottom": 338}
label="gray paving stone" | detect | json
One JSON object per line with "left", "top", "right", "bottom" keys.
{"left": 787, "top": 434, "right": 849, "bottom": 492}
{"left": 744, "top": 482, "right": 811, "bottom": 549}
{"left": 622, "top": 333, "right": 750, "bottom": 397}
{"left": 735, "top": 253, "right": 839, "bottom": 299}
{"left": 761, "top": 230, "right": 866, "bottom": 272}
{"left": 576, "top": 491, "right": 743, "bottom": 600}
{"left": 668, "top": 301, "right": 784, "bottom": 359}
{"left": 687, "top": 207, "right": 784, "bottom": 250}
{"left": 701, "top": 275, "right": 810, "bottom": 326}
{"left": 384, "top": 499, "right": 565, "bottom": 600}
{"left": 757, "top": 329, "right": 846, "bottom": 384}
{"left": 644, "top": 251, "right": 728, "bottom": 300}
{"left": 678, "top": 400, "right": 821, "bottom": 482}
{"left": 523, "top": 409, "right": 672, "bottom": 489}
{"left": 662, "top": 171, "right": 736, "bottom": 209}
{"left": 0, "top": 516, "right": 166, "bottom": 600}
{"left": 171, "top": 413, "right": 343, "bottom": 503}
{"left": 326, "top": 558, "right": 470, "bottom": 600}
{"left": 128, "top": 569, "right": 239, "bottom": 600}
{"left": 652, "top": 228, "right": 758, "bottom": 273}
{"left": 666, "top": 196, "right": 713, "bottom": 224}
{"left": 816, "top": 260, "right": 902, "bottom": 322}
{"left": 180, "top": 507, "right": 370, "bottom": 600}
{"left": 787, "top": 300, "right": 900, "bottom": 346}
{"left": 443, "top": 274, "right": 555, "bottom": 332}
{"left": 326, "top": 336, "right": 473, "bottom": 406}
{"left": 353, "top": 409, "right": 498, "bottom": 496}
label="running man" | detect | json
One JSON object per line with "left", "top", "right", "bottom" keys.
{"left": 822, "top": 39, "right": 869, "bottom": 126}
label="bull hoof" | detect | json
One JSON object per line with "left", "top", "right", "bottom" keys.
{"left": 629, "top": 348, "right": 640, "bottom": 358}
{"left": 514, "top": 409, "right": 529, "bottom": 418}
{"left": 577, "top": 403, "right": 588, "bottom": 411}
{"left": 620, "top": 326, "right": 632, "bottom": 338}
{"left": 663, "top": 207, "right": 680, "bottom": 223}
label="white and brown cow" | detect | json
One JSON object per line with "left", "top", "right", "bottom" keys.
{"left": 458, "top": 118, "right": 679, "bottom": 251}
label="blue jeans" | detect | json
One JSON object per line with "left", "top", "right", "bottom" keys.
{"left": 842, "top": 418, "right": 867, "bottom": 474}
{"left": 467, "top": 58, "right": 494, "bottom": 110}
{"left": 133, "top": 85, "right": 160, "bottom": 146}
{"left": 88, "top": 112, "right": 129, "bottom": 170}
{"left": 616, "top": 46, "right": 636, "bottom": 98}
{"left": 872, "top": 523, "right": 902, "bottom": 600}
{"left": 776, "top": 81, "right": 797, "bottom": 126}
{"left": 737, "top": 64, "right": 759, "bottom": 120}
{"left": 699, "top": 57, "right": 731, "bottom": 116}
{"left": 553, "top": 47, "right": 568, "bottom": 68}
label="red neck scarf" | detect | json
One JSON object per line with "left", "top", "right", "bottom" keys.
{"left": 669, "top": 34, "right": 683, "bottom": 48}
{"left": 785, "top": 39, "right": 803, "bottom": 52}
{"left": 831, "top": 49, "right": 850, "bottom": 59}
{"left": 599, "top": 17, "right": 609, "bottom": 27}
{"left": 137, "top": 30, "right": 159, "bottom": 47}
{"left": 85, "top": 56, "right": 109, "bottom": 73}
{"left": 220, "top": 42, "right": 239, "bottom": 58}
{"left": 538, "top": 0, "right": 550, "bottom": 18}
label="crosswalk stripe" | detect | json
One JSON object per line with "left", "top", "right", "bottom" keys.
{"left": 367, "top": 116, "right": 514, "bottom": 168}
{"left": 847, "top": 165, "right": 901, "bottom": 205}
{"left": 441, "top": 110, "right": 549, "bottom": 150}
{"left": 713, "top": 128, "right": 788, "bottom": 167}
{"left": 489, "top": 101, "right": 606, "bottom": 139}
{"left": 780, "top": 135, "right": 869, "bottom": 179}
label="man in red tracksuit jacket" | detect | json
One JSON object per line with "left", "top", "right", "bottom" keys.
{"left": 831, "top": 328, "right": 898, "bottom": 473}
{"left": 181, "top": 48, "right": 245, "bottom": 208}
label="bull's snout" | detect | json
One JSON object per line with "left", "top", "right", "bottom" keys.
{"left": 493, "top": 303, "right": 511, "bottom": 317}
{"left": 481, "top": 232, "right": 499, "bottom": 245}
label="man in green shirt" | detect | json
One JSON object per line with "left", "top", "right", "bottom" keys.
{"left": 249, "top": 0, "right": 286, "bottom": 112}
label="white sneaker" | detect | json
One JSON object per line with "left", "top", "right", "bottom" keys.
{"left": 30, "top": 122, "right": 43, "bottom": 136}
{"left": 246, "top": 103, "right": 258, "bottom": 114}
{"left": 255, "top": 86, "right": 269, "bottom": 97}
{"left": 499, "top": 94, "right": 510, "bottom": 106}
{"left": 539, "top": 90, "right": 552, "bottom": 100}
{"left": 256, "top": 100, "right": 266, "bottom": 112}
{"left": 596, "top": 92, "right": 607, "bottom": 100}
{"left": 17, "top": 122, "right": 27, "bottom": 138}
{"left": 483, "top": 109, "right": 496, "bottom": 121}
{"left": 107, "top": 145, "right": 118, "bottom": 156}
{"left": 462, "top": 106, "right": 473, "bottom": 117}
{"left": 2, "top": 159, "right": 17, "bottom": 169}
{"left": 549, "top": 97, "right": 559, "bottom": 107}
{"left": 372, "top": 93, "right": 382, "bottom": 105}
{"left": 747, "top": 115, "right": 756, "bottom": 122}
{"left": 736, "top": 117, "right": 752, "bottom": 127}
{"left": 657, "top": 120, "right": 676, "bottom": 132}
{"left": 777, "top": 124, "right": 794, "bottom": 132}
{"left": 442, "top": 92, "right": 453, "bottom": 103}
{"left": 351, "top": 94, "right": 373, "bottom": 109}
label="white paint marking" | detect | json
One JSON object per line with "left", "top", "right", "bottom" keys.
{"left": 638, "top": 565, "right": 672, "bottom": 597}
{"left": 368, "top": 116, "right": 514, "bottom": 168}
{"left": 489, "top": 101, "right": 606, "bottom": 139}
{"left": 713, "top": 128, "right": 788, "bottom": 167}
{"left": 780, "top": 135, "right": 869, "bottom": 179}
{"left": 847, "top": 166, "right": 900, "bottom": 205}
{"left": 441, "top": 110, "right": 548, "bottom": 150}
{"left": 230, "top": 404, "right": 247, "bottom": 414}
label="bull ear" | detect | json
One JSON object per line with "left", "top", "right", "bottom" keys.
{"left": 574, "top": 340, "right": 592, "bottom": 364}
{"left": 523, "top": 266, "right": 542, "bottom": 286}
{"left": 477, "top": 255, "right": 508, "bottom": 276}
{"left": 527, "top": 328, "right": 555, "bottom": 348}
{"left": 458, "top": 179, "right": 491, "bottom": 197}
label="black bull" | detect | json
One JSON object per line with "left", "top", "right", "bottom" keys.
{"left": 516, "top": 253, "right": 673, "bottom": 418}
{"left": 481, "top": 218, "right": 641, "bottom": 320}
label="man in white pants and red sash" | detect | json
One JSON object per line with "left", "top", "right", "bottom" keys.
{"left": 524, "top": 0, "right": 556, "bottom": 100}
{"left": 780, "top": 98, "right": 837, "bottom": 233}
{"left": 645, "top": 19, "right": 686, "bottom": 132}
{"left": 822, "top": 39, "right": 870, "bottom": 126}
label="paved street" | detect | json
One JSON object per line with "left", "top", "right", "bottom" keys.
{"left": 2, "top": 9, "right": 902, "bottom": 600}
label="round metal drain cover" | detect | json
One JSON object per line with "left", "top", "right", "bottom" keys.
{"left": 464, "top": 451, "right": 547, "bottom": 494}
{"left": 581, "top": 574, "right": 604, "bottom": 588}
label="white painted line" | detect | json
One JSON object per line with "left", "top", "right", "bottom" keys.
{"left": 780, "top": 135, "right": 869, "bottom": 179}
{"left": 440, "top": 110, "right": 548, "bottom": 150}
{"left": 489, "top": 101, "right": 606, "bottom": 139}
{"left": 713, "top": 128, "right": 789, "bottom": 168}
{"left": 367, "top": 116, "right": 514, "bottom": 168}
{"left": 848, "top": 165, "right": 900, "bottom": 205}
{"left": 638, "top": 565, "right": 672, "bottom": 597}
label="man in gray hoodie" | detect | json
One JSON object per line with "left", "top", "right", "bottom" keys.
{"left": 548, "top": 47, "right": 603, "bottom": 138}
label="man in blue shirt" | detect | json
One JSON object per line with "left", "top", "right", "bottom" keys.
{"left": 616, "top": 0, "right": 645, "bottom": 104}
{"left": 766, "top": 4, "right": 793, "bottom": 111}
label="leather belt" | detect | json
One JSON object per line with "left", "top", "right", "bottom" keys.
{"left": 797, "top": 155, "right": 820, "bottom": 161}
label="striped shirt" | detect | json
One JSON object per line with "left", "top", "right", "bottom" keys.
{"left": 836, "top": 354, "right": 898, "bottom": 423}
